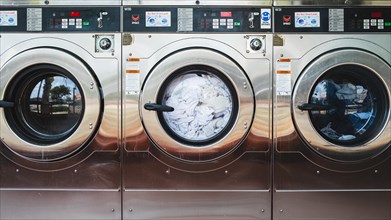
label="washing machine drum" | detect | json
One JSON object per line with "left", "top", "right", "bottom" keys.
{"left": 293, "top": 49, "right": 391, "bottom": 162}
{"left": 0, "top": 48, "right": 101, "bottom": 161}
{"left": 141, "top": 49, "right": 254, "bottom": 162}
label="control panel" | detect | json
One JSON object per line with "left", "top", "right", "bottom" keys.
{"left": 123, "top": 7, "right": 272, "bottom": 32}
{"left": 0, "top": 7, "right": 120, "bottom": 32}
{"left": 274, "top": 7, "right": 391, "bottom": 32}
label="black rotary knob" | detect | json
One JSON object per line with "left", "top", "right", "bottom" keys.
{"left": 250, "top": 38, "right": 262, "bottom": 51}
{"left": 99, "top": 38, "right": 112, "bottom": 50}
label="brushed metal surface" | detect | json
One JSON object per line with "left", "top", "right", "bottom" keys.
{"left": 273, "top": 0, "right": 391, "bottom": 6}
{"left": 273, "top": 34, "right": 391, "bottom": 219}
{"left": 0, "top": 34, "right": 121, "bottom": 218}
{"left": 123, "top": 34, "right": 272, "bottom": 218}
{"left": 0, "top": 0, "right": 121, "bottom": 5}
{"left": 273, "top": 191, "right": 391, "bottom": 220}
{"left": 122, "top": 0, "right": 272, "bottom": 5}
{"left": 0, "top": 190, "right": 121, "bottom": 219}
{"left": 123, "top": 191, "right": 271, "bottom": 220}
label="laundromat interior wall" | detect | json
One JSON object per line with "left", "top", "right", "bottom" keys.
{"left": 0, "top": 0, "right": 390, "bottom": 220}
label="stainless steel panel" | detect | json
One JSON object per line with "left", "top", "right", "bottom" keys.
{"left": 274, "top": 191, "right": 391, "bottom": 220}
{"left": 0, "top": 0, "right": 121, "bottom": 5}
{"left": 0, "top": 34, "right": 121, "bottom": 187}
{"left": 123, "top": 191, "right": 271, "bottom": 220}
{"left": 0, "top": 190, "right": 121, "bottom": 219}
{"left": 123, "top": 0, "right": 272, "bottom": 5}
{"left": 273, "top": 0, "right": 391, "bottom": 6}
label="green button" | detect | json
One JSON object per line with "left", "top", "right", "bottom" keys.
{"left": 385, "top": 22, "right": 391, "bottom": 27}
{"left": 83, "top": 21, "right": 90, "bottom": 26}
{"left": 234, "top": 21, "right": 241, "bottom": 26}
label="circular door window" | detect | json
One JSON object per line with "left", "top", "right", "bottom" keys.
{"left": 5, "top": 65, "right": 84, "bottom": 145}
{"left": 293, "top": 49, "right": 391, "bottom": 161}
{"left": 0, "top": 48, "right": 101, "bottom": 161}
{"left": 141, "top": 49, "right": 254, "bottom": 162}
{"left": 159, "top": 66, "right": 237, "bottom": 145}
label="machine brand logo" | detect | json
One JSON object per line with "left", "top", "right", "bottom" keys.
{"left": 283, "top": 15, "right": 291, "bottom": 25}
{"left": 132, "top": 14, "right": 140, "bottom": 24}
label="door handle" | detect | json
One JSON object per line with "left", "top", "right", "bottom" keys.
{"left": 297, "top": 103, "right": 334, "bottom": 111}
{"left": 144, "top": 103, "right": 174, "bottom": 112}
{"left": 0, "top": 100, "right": 15, "bottom": 108}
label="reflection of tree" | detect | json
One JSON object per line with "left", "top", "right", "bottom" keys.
{"left": 51, "top": 85, "right": 71, "bottom": 101}
{"left": 41, "top": 77, "right": 54, "bottom": 114}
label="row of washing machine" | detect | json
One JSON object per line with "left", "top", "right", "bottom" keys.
{"left": 0, "top": 0, "right": 390, "bottom": 220}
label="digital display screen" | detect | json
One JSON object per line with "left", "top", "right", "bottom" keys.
{"left": 220, "top": 11, "right": 232, "bottom": 17}
{"left": 371, "top": 12, "right": 383, "bottom": 18}
{"left": 70, "top": 11, "right": 81, "bottom": 17}
{"left": 295, "top": 12, "right": 320, "bottom": 28}
{"left": 145, "top": 11, "right": 171, "bottom": 27}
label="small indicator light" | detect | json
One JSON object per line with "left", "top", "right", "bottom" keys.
{"left": 83, "top": 21, "right": 90, "bottom": 26}
{"left": 385, "top": 22, "right": 391, "bottom": 27}
{"left": 220, "top": 11, "right": 232, "bottom": 17}
{"left": 234, "top": 21, "right": 241, "bottom": 26}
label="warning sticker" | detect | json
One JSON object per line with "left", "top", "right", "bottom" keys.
{"left": 125, "top": 59, "right": 141, "bottom": 95}
{"left": 276, "top": 59, "right": 292, "bottom": 96}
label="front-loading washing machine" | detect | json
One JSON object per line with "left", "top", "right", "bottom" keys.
{"left": 122, "top": 3, "right": 273, "bottom": 219}
{"left": 0, "top": 3, "right": 121, "bottom": 219}
{"left": 273, "top": 1, "right": 391, "bottom": 219}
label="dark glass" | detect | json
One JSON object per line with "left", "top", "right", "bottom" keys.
{"left": 23, "top": 75, "right": 83, "bottom": 136}
{"left": 309, "top": 65, "right": 387, "bottom": 146}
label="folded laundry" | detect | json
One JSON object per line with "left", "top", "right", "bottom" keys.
{"left": 163, "top": 73, "right": 233, "bottom": 142}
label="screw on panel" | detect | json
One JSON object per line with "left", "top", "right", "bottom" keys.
{"left": 16, "top": 169, "right": 19, "bottom": 173}
{"left": 44, "top": 0, "right": 49, "bottom": 5}
{"left": 129, "top": 209, "right": 133, "bottom": 212}
{"left": 224, "top": 170, "right": 229, "bottom": 174}
{"left": 246, "top": 50, "right": 250, "bottom": 53}
{"left": 261, "top": 209, "right": 265, "bottom": 213}
{"left": 279, "top": 209, "right": 283, "bottom": 213}
{"left": 129, "top": 53, "right": 132, "bottom": 56}
{"left": 316, "top": 170, "right": 320, "bottom": 174}
{"left": 262, "top": 35, "right": 266, "bottom": 39}
{"left": 244, "top": 35, "right": 249, "bottom": 39}
{"left": 111, "top": 208, "right": 115, "bottom": 212}
{"left": 148, "top": 35, "right": 152, "bottom": 38}
{"left": 92, "top": 35, "right": 95, "bottom": 38}
{"left": 300, "top": 36, "right": 303, "bottom": 39}
{"left": 74, "top": 169, "right": 78, "bottom": 173}
{"left": 89, "top": 123, "right": 93, "bottom": 129}
{"left": 166, "top": 169, "right": 170, "bottom": 175}
{"left": 374, "top": 170, "right": 378, "bottom": 173}
{"left": 195, "top": 0, "right": 200, "bottom": 5}
{"left": 280, "top": 54, "right": 284, "bottom": 57}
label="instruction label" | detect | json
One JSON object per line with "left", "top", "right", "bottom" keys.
{"left": 125, "top": 59, "right": 141, "bottom": 95}
{"left": 0, "top": 11, "right": 17, "bottom": 26}
{"left": 276, "top": 59, "right": 292, "bottom": 96}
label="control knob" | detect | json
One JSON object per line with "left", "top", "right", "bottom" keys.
{"left": 99, "top": 38, "right": 112, "bottom": 50}
{"left": 250, "top": 38, "right": 262, "bottom": 51}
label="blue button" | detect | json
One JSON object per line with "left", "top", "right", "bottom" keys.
{"left": 8, "top": 17, "right": 14, "bottom": 23}
{"left": 311, "top": 19, "right": 317, "bottom": 24}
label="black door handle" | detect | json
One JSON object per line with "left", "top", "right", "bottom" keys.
{"left": 0, "top": 100, "right": 15, "bottom": 108}
{"left": 144, "top": 103, "right": 174, "bottom": 112}
{"left": 297, "top": 103, "right": 334, "bottom": 111}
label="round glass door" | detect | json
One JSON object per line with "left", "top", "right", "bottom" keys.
{"left": 141, "top": 49, "right": 254, "bottom": 162}
{"left": 0, "top": 48, "right": 101, "bottom": 161}
{"left": 307, "top": 64, "right": 387, "bottom": 146}
{"left": 159, "top": 66, "right": 236, "bottom": 145}
{"left": 293, "top": 49, "right": 391, "bottom": 161}
{"left": 5, "top": 65, "right": 84, "bottom": 145}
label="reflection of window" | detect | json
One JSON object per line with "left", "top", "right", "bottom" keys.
{"left": 20, "top": 73, "right": 84, "bottom": 138}
{"left": 29, "top": 76, "right": 82, "bottom": 115}
{"left": 309, "top": 65, "right": 387, "bottom": 146}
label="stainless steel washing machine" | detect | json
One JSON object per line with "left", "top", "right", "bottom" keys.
{"left": 0, "top": 4, "right": 121, "bottom": 219}
{"left": 273, "top": 1, "right": 391, "bottom": 219}
{"left": 122, "top": 3, "right": 273, "bottom": 219}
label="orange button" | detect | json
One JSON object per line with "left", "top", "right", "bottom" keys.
{"left": 126, "top": 70, "right": 140, "bottom": 74}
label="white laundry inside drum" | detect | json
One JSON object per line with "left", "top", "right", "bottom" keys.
{"left": 161, "top": 73, "right": 233, "bottom": 143}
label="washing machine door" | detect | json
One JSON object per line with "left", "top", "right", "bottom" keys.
{"left": 141, "top": 48, "right": 254, "bottom": 162}
{"left": 0, "top": 48, "right": 101, "bottom": 161}
{"left": 293, "top": 49, "right": 391, "bottom": 162}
